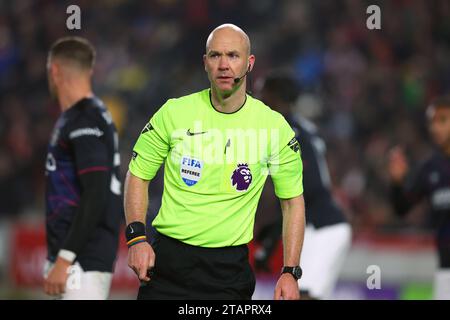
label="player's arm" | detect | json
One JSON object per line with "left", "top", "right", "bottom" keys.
{"left": 64, "top": 172, "right": 109, "bottom": 255}
{"left": 388, "top": 146, "right": 426, "bottom": 216}
{"left": 44, "top": 170, "right": 109, "bottom": 295}
{"left": 255, "top": 129, "right": 329, "bottom": 270}
{"left": 390, "top": 184, "right": 414, "bottom": 217}
{"left": 45, "top": 117, "right": 110, "bottom": 296}
{"left": 301, "top": 132, "right": 334, "bottom": 203}
{"left": 125, "top": 102, "right": 171, "bottom": 281}
{"left": 254, "top": 203, "right": 282, "bottom": 272}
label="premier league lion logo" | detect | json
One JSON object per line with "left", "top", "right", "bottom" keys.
{"left": 231, "top": 163, "right": 252, "bottom": 191}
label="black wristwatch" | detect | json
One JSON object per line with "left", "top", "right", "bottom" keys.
{"left": 281, "top": 266, "right": 302, "bottom": 280}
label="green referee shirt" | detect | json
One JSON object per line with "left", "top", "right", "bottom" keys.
{"left": 129, "top": 89, "right": 303, "bottom": 247}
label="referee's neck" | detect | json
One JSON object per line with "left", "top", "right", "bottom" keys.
{"left": 210, "top": 86, "right": 247, "bottom": 114}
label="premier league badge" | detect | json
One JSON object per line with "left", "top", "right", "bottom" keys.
{"left": 231, "top": 163, "right": 252, "bottom": 191}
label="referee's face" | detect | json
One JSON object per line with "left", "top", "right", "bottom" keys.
{"left": 204, "top": 28, "right": 253, "bottom": 94}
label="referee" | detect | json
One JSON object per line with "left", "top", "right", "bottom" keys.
{"left": 124, "top": 24, "right": 305, "bottom": 300}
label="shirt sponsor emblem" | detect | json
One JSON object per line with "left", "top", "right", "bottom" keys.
{"left": 180, "top": 156, "right": 203, "bottom": 186}
{"left": 132, "top": 151, "right": 138, "bottom": 160}
{"left": 431, "top": 188, "right": 450, "bottom": 210}
{"left": 69, "top": 127, "right": 103, "bottom": 139}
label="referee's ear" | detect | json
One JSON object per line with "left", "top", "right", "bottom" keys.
{"left": 203, "top": 54, "right": 208, "bottom": 72}
{"left": 248, "top": 54, "right": 255, "bottom": 72}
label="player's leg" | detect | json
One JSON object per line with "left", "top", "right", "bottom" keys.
{"left": 61, "top": 263, "right": 112, "bottom": 300}
{"left": 43, "top": 261, "right": 112, "bottom": 300}
{"left": 433, "top": 269, "right": 450, "bottom": 300}
{"left": 298, "top": 224, "right": 317, "bottom": 299}
{"left": 299, "top": 223, "right": 352, "bottom": 299}
{"left": 434, "top": 236, "right": 450, "bottom": 300}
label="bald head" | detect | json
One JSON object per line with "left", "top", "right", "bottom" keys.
{"left": 206, "top": 24, "right": 251, "bottom": 56}
{"left": 203, "top": 24, "right": 255, "bottom": 97}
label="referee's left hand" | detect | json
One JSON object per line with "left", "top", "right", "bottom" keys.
{"left": 44, "top": 257, "right": 71, "bottom": 296}
{"left": 274, "top": 274, "right": 300, "bottom": 300}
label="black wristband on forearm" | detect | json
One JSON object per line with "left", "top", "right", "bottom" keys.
{"left": 125, "top": 221, "right": 147, "bottom": 247}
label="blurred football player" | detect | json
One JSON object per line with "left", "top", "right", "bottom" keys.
{"left": 254, "top": 72, "right": 352, "bottom": 299}
{"left": 388, "top": 96, "right": 450, "bottom": 300}
{"left": 43, "top": 37, "right": 122, "bottom": 299}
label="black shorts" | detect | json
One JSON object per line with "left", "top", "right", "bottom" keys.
{"left": 137, "top": 233, "right": 256, "bottom": 300}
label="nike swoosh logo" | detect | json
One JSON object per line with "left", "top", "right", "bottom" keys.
{"left": 187, "top": 129, "right": 207, "bottom": 136}
{"left": 130, "top": 226, "right": 134, "bottom": 234}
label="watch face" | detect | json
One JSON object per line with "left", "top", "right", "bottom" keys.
{"left": 294, "top": 267, "right": 302, "bottom": 279}
{"left": 281, "top": 266, "right": 302, "bottom": 280}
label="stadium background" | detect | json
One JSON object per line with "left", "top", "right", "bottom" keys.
{"left": 0, "top": 0, "right": 449, "bottom": 299}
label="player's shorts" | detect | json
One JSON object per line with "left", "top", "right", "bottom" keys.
{"left": 43, "top": 260, "right": 112, "bottom": 300}
{"left": 299, "top": 223, "right": 352, "bottom": 299}
{"left": 434, "top": 268, "right": 450, "bottom": 300}
{"left": 137, "top": 232, "right": 255, "bottom": 300}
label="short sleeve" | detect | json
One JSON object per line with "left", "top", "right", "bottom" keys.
{"left": 129, "top": 103, "right": 171, "bottom": 180}
{"left": 67, "top": 115, "right": 109, "bottom": 175}
{"left": 268, "top": 114, "right": 303, "bottom": 199}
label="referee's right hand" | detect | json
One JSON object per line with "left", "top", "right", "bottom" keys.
{"left": 128, "top": 241, "right": 155, "bottom": 282}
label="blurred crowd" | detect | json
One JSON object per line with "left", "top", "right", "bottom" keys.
{"left": 1, "top": 0, "right": 449, "bottom": 234}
